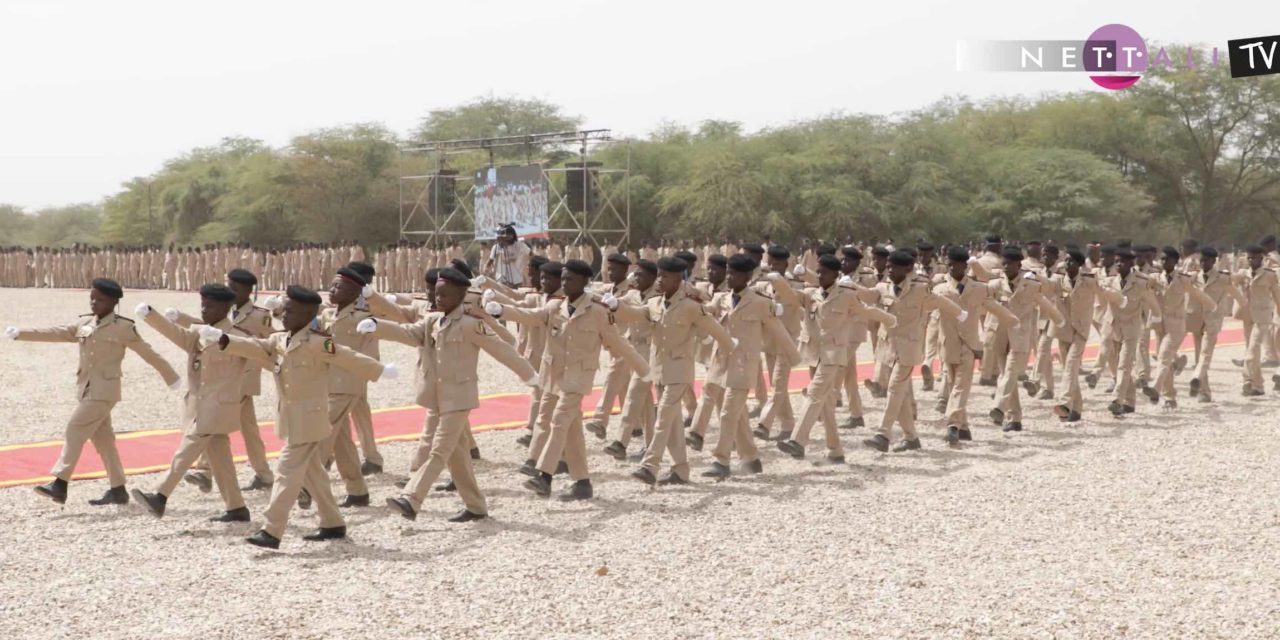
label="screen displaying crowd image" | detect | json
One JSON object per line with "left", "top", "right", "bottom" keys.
{"left": 474, "top": 165, "right": 549, "bottom": 240}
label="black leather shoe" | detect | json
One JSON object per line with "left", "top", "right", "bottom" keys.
{"left": 210, "top": 506, "right": 251, "bottom": 523}
{"left": 1108, "top": 401, "right": 1125, "bottom": 416}
{"left": 585, "top": 420, "right": 606, "bottom": 440}
{"left": 921, "top": 365, "right": 934, "bottom": 391}
{"left": 360, "top": 460, "right": 382, "bottom": 476}
{"left": 943, "top": 426, "right": 960, "bottom": 444}
{"left": 1163, "top": 399, "right": 1177, "bottom": 410}
{"left": 469, "top": 447, "right": 481, "bottom": 460}
{"left": 702, "top": 462, "right": 730, "bottom": 479}
{"left": 131, "top": 489, "right": 166, "bottom": 517}
{"left": 1141, "top": 385, "right": 1159, "bottom": 404}
{"left": 1053, "top": 404, "right": 1071, "bottom": 419}
{"left": 242, "top": 476, "right": 272, "bottom": 491}
{"left": 752, "top": 425, "right": 771, "bottom": 441}
{"left": 33, "top": 478, "right": 67, "bottom": 504}
{"left": 1123, "top": 405, "right": 1135, "bottom": 414}
{"left": 183, "top": 472, "right": 212, "bottom": 494}
{"left": 339, "top": 494, "right": 370, "bottom": 508}
{"left": 631, "top": 428, "right": 643, "bottom": 438}
{"left": 435, "top": 479, "right": 457, "bottom": 492}
{"left": 386, "top": 496, "right": 417, "bottom": 521}
{"left": 1066, "top": 411, "right": 1081, "bottom": 423}
{"left": 1002, "top": 422, "right": 1023, "bottom": 432}
{"left": 1021, "top": 380, "right": 1040, "bottom": 396}
{"left": 892, "top": 439, "right": 922, "bottom": 453}
{"left": 657, "top": 471, "right": 689, "bottom": 486}
{"left": 1243, "top": 385, "right": 1264, "bottom": 397}
{"left": 302, "top": 526, "right": 346, "bottom": 542}
{"left": 245, "top": 530, "right": 281, "bottom": 549}
{"left": 558, "top": 479, "right": 594, "bottom": 501}
{"left": 1189, "top": 378, "right": 1201, "bottom": 397}
{"left": 776, "top": 439, "right": 805, "bottom": 459}
{"left": 448, "top": 509, "right": 488, "bottom": 523}
{"left": 737, "top": 459, "right": 764, "bottom": 475}
{"left": 523, "top": 473, "right": 552, "bottom": 497}
{"left": 89, "top": 486, "right": 128, "bottom": 506}
{"left": 682, "top": 415, "right": 692, "bottom": 428}
{"left": 297, "top": 489, "right": 312, "bottom": 510}
{"left": 958, "top": 428, "right": 973, "bottom": 441}
{"left": 518, "top": 459, "right": 539, "bottom": 477}
{"left": 515, "top": 432, "right": 532, "bottom": 447}
{"left": 1085, "top": 372, "right": 1099, "bottom": 389}
{"left": 814, "top": 454, "right": 846, "bottom": 466}
{"left": 934, "top": 399, "right": 948, "bottom": 414}
{"left": 989, "top": 408, "right": 1004, "bottom": 426}
{"left": 631, "top": 467, "right": 657, "bottom": 486}
{"left": 978, "top": 377, "right": 998, "bottom": 387}
{"left": 604, "top": 441, "right": 627, "bottom": 460}
{"left": 686, "top": 432, "right": 704, "bottom": 451}
{"left": 1273, "top": 374, "right": 1280, "bottom": 391}
{"left": 1232, "top": 358, "right": 1245, "bottom": 367}
{"left": 863, "top": 434, "right": 889, "bottom": 452}
{"left": 1037, "top": 389, "right": 1054, "bottom": 400}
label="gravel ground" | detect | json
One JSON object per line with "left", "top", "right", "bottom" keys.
{"left": 1, "top": 288, "right": 1278, "bottom": 639}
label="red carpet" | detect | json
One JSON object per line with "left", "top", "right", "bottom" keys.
{"left": 0, "top": 327, "right": 1245, "bottom": 487}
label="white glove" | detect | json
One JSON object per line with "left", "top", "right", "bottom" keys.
{"left": 838, "top": 275, "right": 853, "bottom": 287}
{"left": 967, "top": 257, "right": 978, "bottom": 265}
{"left": 164, "top": 308, "right": 179, "bottom": 322}
{"left": 774, "top": 303, "right": 784, "bottom": 317}
{"left": 198, "top": 325, "right": 224, "bottom": 347}
{"left": 262, "top": 295, "right": 283, "bottom": 311}
{"left": 168, "top": 378, "right": 182, "bottom": 391}
{"left": 484, "top": 301, "right": 503, "bottom": 316}
{"left": 582, "top": 285, "right": 594, "bottom": 298}
{"left": 766, "top": 272, "right": 781, "bottom": 282}
{"left": 381, "top": 363, "right": 399, "bottom": 380}
{"left": 385, "top": 293, "right": 398, "bottom": 304}
{"left": 1024, "top": 272, "right": 1037, "bottom": 281}
{"left": 473, "top": 275, "right": 488, "bottom": 287}
{"left": 957, "top": 310, "right": 969, "bottom": 323}
{"left": 135, "top": 303, "right": 151, "bottom": 318}
{"left": 361, "top": 285, "right": 374, "bottom": 298}
{"left": 602, "top": 293, "right": 618, "bottom": 311}
{"left": 644, "top": 370, "right": 660, "bottom": 383}
{"left": 701, "top": 335, "right": 714, "bottom": 345}
{"left": 792, "top": 265, "right": 806, "bottom": 277}
{"left": 730, "top": 338, "right": 740, "bottom": 350}
{"left": 4, "top": 327, "right": 18, "bottom": 340}
{"left": 523, "top": 372, "right": 540, "bottom": 387}
{"left": 482, "top": 289, "right": 496, "bottom": 304}
{"left": 356, "top": 318, "right": 377, "bottom": 334}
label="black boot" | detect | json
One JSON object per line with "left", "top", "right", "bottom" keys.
{"left": 386, "top": 496, "right": 417, "bottom": 521}
{"left": 210, "top": 506, "right": 251, "bottom": 523}
{"left": 360, "top": 460, "right": 382, "bottom": 476}
{"left": 302, "top": 526, "right": 347, "bottom": 542}
{"left": 435, "top": 478, "right": 457, "bottom": 492}
{"left": 686, "top": 432, "right": 704, "bottom": 451}
{"left": 469, "top": 447, "right": 481, "bottom": 460}
{"left": 245, "top": 530, "right": 281, "bottom": 549}
{"left": 863, "top": 434, "right": 889, "bottom": 452}
{"left": 447, "top": 509, "right": 488, "bottom": 523}
{"left": 33, "top": 478, "right": 68, "bottom": 504}
{"left": 558, "top": 479, "right": 594, "bottom": 501}
{"left": 88, "top": 485, "right": 128, "bottom": 506}
{"left": 130, "top": 489, "right": 167, "bottom": 517}
{"left": 523, "top": 472, "right": 552, "bottom": 497}
{"left": 630, "top": 467, "right": 657, "bottom": 486}
{"left": 339, "top": 493, "right": 370, "bottom": 508}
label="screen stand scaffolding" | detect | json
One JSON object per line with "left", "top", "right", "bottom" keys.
{"left": 398, "top": 129, "right": 630, "bottom": 256}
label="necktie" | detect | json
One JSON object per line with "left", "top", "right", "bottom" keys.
{"left": 957, "top": 282, "right": 965, "bottom": 294}
{"left": 821, "top": 290, "right": 829, "bottom": 300}
{"left": 664, "top": 299, "right": 671, "bottom": 309}
{"left": 232, "top": 307, "right": 239, "bottom": 320}
{"left": 893, "top": 285, "right": 902, "bottom": 297}
{"left": 568, "top": 305, "right": 576, "bottom": 316}
{"left": 732, "top": 294, "right": 741, "bottom": 307}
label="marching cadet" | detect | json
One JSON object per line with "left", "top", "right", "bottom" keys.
{"left": 607, "top": 259, "right": 661, "bottom": 460}
{"left": 493, "top": 259, "right": 650, "bottom": 500}
{"left": 130, "top": 285, "right": 252, "bottom": 523}
{"left": 481, "top": 256, "right": 553, "bottom": 448}
{"left": 8, "top": 278, "right": 180, "bottom": 506}
{"left": 863, "top": 245, "right": 893, "bottom": 398}
{"left": 1233, "top": 246, "right": 1280, "bottom": 397}
{"left": 379, "top": 267, "right": 538, "bottom": 523}
{"left": 1101, "top": 249, "right": 1160, "bottom": 416}
{"left": 1049, "top": 250, "right": 1114, "bottom": 423}
{"left": 1134, "top": 245, "right": 1161, "bottom": 388}
{"left": 751, "top": 245, "right": 805, "bottom": 441}
{"left": 210, "top": 285, "right": 393, "bottom": 549}
{"left": 1187, "top": 247, "right": 1245, "bottom": 403}
{"left": 984, "top": 247, "right": 1063, "bottom": 432}
{"left": 916, "top": 241, "right": 942, "bottom": 391}
{"left": 777, "top": 255, "right": 894, "bottom": 461}
{"left": 585, "top": 253, "right": 636, "bottom": 442}
{"left": 629, "top": 256, "right": 735, "bottom": 486}
{"left": 343, "top": 260, "right": 387, "bottom": 474}
{"left": 1085, "top": 245, "right": 1121, "bottom": 391}
{"left": 831, "top": 245, "right": 875, "bottom": 428}
{"left": 702, "top": 254, "right": 797, "bottom": 478}
{"left": 178, "top": 268, "right": 277, "bottom": 493}
{"left": 932, "top": 247, "right": 1019, "bottom": 444}
{"left": 862, "top": 251, "right": 961, "bottom": 452}
{"left": 687, "top": 253, "right": 733, "bottom": 448}
{"left": 974, "top": 234, "right": 1005, "bottom": 386}
{"left": 1260, "top": 235, "right": 1280, "bottom": 367}
{"left": 1022, "top": 241, "right": 1061, "bottom": 401}
{"left": 1142, "top": 247, "right": 1216, "bottom": 408}
{"left": 673, "top": 249, "right": 704, "bottom": 424}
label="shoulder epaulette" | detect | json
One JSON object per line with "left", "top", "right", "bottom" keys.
{"left": 311, "top": 328, "right": 331, "bottom": 337}
{"left": 911, "top": 274, "right": 929, "bottom": 283}
{"left": 1134, "top": 272, "right": 1149, "bottom": 279}
{"left": 1082, "top": 272, "right": 1096, "bottom": 278}
{"left": 116, "top": 316, "right": 134, "bottom": 323}
{"left": 79, "top": 313, "right": 93, "bottom": 317}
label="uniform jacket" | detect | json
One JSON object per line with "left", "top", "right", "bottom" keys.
{"left": 16, "top": 312, "right": 179, "bottom": 402}
{"left": 704, "top": 287, "right": 798, "bottom": 389}
{"left": 146, "top": 314, "right": 247, "bottom": 435}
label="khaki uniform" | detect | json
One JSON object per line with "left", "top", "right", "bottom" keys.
{"left": 752, "top": 273, "right": 804, "bottom": 437}
{"left": 1050, "top": 271, "right": 1115, "bottom": 414}
{"left": 16, "top": 313, "right": 179, "bottom": 487}
{"left": 690, "top": 280, "right": 733, "bottom": 438}
{"left": 1187, "top": 268, "right": 1244, "bottom": 399}
{"left": 613, "top": 283, "right": 661, "bottom": 447}
{"left": 973, "top": 252, "right": 1006, "bottom": 382}
{"left": 1234, "top": 266, "right": 1280, "bottom": 392}
{"left": 317, "top": 304, "right": 381, "bottom": 497}
{"left": 933, "top": 275, "right": 1018, "bottom": 427}
{"left": 1025, "top": 258, "right": 1061, "bottom": 394}
{"left": 989, "top": 272, "right": 1064, "bottom": 424}
{"left": 1101, "top": 271, "right": 1159, "bottom": 408}
{"left": 588, "top": 279, "right": 635, "bottom": 433}
{"left": 380, "top": 307, "right": 535, "bottom": 513}
{"left": 1150, "top": 270, "right": 1215, "bottom": 401}
{"left": 222, "top": 327, "right": 384, "bottom": 539}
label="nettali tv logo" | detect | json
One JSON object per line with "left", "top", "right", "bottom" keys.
{"left": 957, "top": 25, "right": 1280, "bottom": 90}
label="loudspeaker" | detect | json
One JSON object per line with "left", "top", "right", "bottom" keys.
{"left": 428, "top": 170, "right": 457, "bottom": 215}
{"left": 564, "top": 161, "right": 602, "bottom": 213}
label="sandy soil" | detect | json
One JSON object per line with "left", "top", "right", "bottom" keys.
{"left": 1, "top": 288, "right": 1278, "bottom": 639}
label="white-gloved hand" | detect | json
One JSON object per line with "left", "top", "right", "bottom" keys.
{"left": 356, "top": 318, "right": 377, "bottom": 334}
{"left": 482, "top": 289, "right": 496, "bottom": 304}
{"left": 792, "top": 265, "right": 806, "bottom": 277}
{"left": 701, "top": 335, "right": 714, "bottom": 345}
{"left": 381, "top": 363, "right": 399, "bottom": 380}
{"left": 361, "top": 285, "right": 374, "bottom": 298}
{"left": 484, "top": 301, "right": 503, "bottom": 317}
{"left": 164, "top": 308, "right": 179, "bottom": 322}
{"left": 385, "top": 293, "right": 398, "bottom": 304}
{"left": 602, "top": 292, "right": 618, "bottom": 311}
{"left": 967, "top": 257, "right": 979, "bottom": 265}
{"left": 774, "top": 303, "right": 784, "bottom": 317}
{"left": 730, "top": 338, "right": 740, "bottom": 350}
{"left": 198, "top": 325, "right": 224, "bottom": 347}
{"left": 262, "top": 295, "right": 283, "bottom": 311}
{"left": 838, "top": 275, "right": 853, "bottom": 287}
{"left": 957, "top": 310, "right": 969, "bottom": 323}
{"left": 1025, "top": 271, "right": 1037, "bottom": 281}
{"left": 583, "top": 285, "right": 594, "bottom": 298}
{"left": 168, "top": 378, "right": 182, "bottom": 391}
{"left": 4, "top": 326, "right": 18, "bottom": 340}
{"left": 766, "top": 272, "right": 781, "bottom": 282}
{"left": 523, "top": 372, "right": 540, "bottom": 387}
{"left": 473, "top": 275, "right": 488, "bottom": 287}
{"left": 134, "top": 303, "right": 151, "bottom": 318}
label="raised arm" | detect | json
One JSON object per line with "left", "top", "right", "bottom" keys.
{"left": 1186, "top": 279, "right": 1217, "bottom": 315}
{"left": 371, "top": 317, "right": 429, "bottom": 348}
{"left": 170, "top": 309, "right": 201, "bottom": 328}
{"left": 125, "top": 326, "right": 181, "bottom": 387}
{"left": 325, "top": 342, "right": 387, "bottom": 382}
{"left": 11, "top": 322, "right": 79, "bottom": 343}
{"left": 692, "top": 306, "right": 735, "bottom": 353}
{"left": 469, "top": 322, "right": 536, "bottom": 382}
{"left": 764, "top": 314, "right": 802, "bottom": 364}
{"left": 599, "top": 316, "right": 650, "bottom": 379}
{"left": 143, "top": 310, "right": 199, "bottom": 353}
{"left": 365, "top": 291, "right": 410, "bottom": 323}
{"left": 1035, "top": 293, "right": 1065, "bottom": 326}
{"left": 980, "top": 297, "right": 1021, "bottom": 329}
{"left": 221, "top": 334, "right": 278, "bottom": 366}
{"left": 925, "top": 292, "right": 963, "bottom": 321}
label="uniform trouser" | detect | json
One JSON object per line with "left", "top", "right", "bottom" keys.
{"left": 753, "top": 358, "right": 768, "bottom": 405}
{"left": 1137, "top": 326, "right": 1153, "bottom": 381}
{"left": 402, "top": 410, "right": 485, "bottom": 514}
{"left": 194, "top": 396, "right": 274, "bottom": 482}
{"left": 758, "top": 352, "right": 795, "bottom": 433}
{"left": 941, "top": 350, "right": 976, "bottom": 426}
{"left": 262, "top": 441, "right": 343, "bottom": 539}
{"left": 157, "top": 432, "right": 245, "bottom": 511}
{"left": 409, "top": 410, "right": 439, "bottom": 473}
{"left": 350, "top": 394, "right": 381, "bottom": 466}
{"left": 1192, "top": 322, "right": 1220, "bottom": 397}
{"left": 323, "top": 394, "right": 369, "bottom": 496}
{"left": 1032, "top": 326, "right": 1056, "bottom": 394}
{"left": 791, "top": 363, "right": 845, "bottom": 456}
{"left": 1153, "top": 319, "right": 1186, "bottom": 399}
{"left": 995, "top": 345, "right": 1031, "bottom": 422}
{"left": 1111, "top": 335, "right": 1139, "bottom": 406}
{"left": 641, "top": 382, "right": 692, "bottom": 478}
{"left": 681, "top": 384, "right": 697, "bottom": 417}
{"left": 842, "top": 341, "right": 866, "bottom": 418}
{"left": 923, "top": 314, "right": 940, "bottom": 371}
{"left": 618, "top": 377, "right": 656, "bottom": 446}
{"left": 525, "top": 385, "right": 543, "bottom": 432}
{"left": 712, "top": 387, "right": 759, "bottom": 466}
{"left": 1268, "top": 324, "right": 1279, "bottom": 363}
{"left": 590, "top": 359, "right": 631, "bottom": 428}
{"left": 1243, "top": 321, "right": 1270, "bottom": 391}
{"left": 691, "top": 382, "right": 725, "bottom": 437}
{"left": 1062, "top": 335, "right": 1088, "bottom": 413}
{"left": 877, "top": 360, "right": 918, "bottom": 441}
{"left": 52, "top": 400, "right": 125, "bottom": 487}
{"left": 532, "top": 390, "right": 590, "bottom": 481}
{"left": 979, "top": 325, "right": 1009, "bottom": 381}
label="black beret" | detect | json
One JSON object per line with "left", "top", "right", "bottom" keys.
{"left": 564, "top": 259, "right": 593, "bottom": 277}
{"left": 424, "top": 268, "right": 440, "bottom": 283}
{"left": 529, "top": 255, "right": 548, "bottom": 269}
{"left": 1200, "top": 246, "right": 1219, "bottom": 258}
{"left": 888, "top": 250, "right": 914, "bottom": 267}
{"left": 916, "top": 242, "right": 935, "bottom": 252}
{"left": 1100, "top": 245, "right": 1117, "bottom": 255}
{"left": 766, "top": 245, "right": 791, "bottom": 260}
{"left": 817, "top": 244, "right": 837, "bottom": 256}
{"left": 92, "top": 278, "right": 123, "bottom": 300}
{"left": 1044, "top": 244, "right": 1060, "bottom": 255}
{"left": 540, "top": 261, "right": 564, "bottom": 275}
{"left": 1162, "top": 246, "right": 1180, "bottom": 260}
{"left": 1025, "top": 240, "right": 1042, "bottom": 247}
{"left": 227, "top": 268, "right": 258, "bottom": 286}
{"left": 872, "top": 245, "right": 891, "bottom": 257}
{"left": 841, "top": 246, "right": 863, "bottom": 260}
{"left": 346, "top": 261, "right": 375, "bottom": 281}
{"left": 1261, "top": 235, "right": 1277, "bottom": 245}
{"left": 817, "top": 254, "right": 842, "bottom": 271}
{"left": 674, "top": 250, "right": 698, "bottom": 264}
{"left": 199, "top": 283, "right": 236, "bottom": 302}
{"left": 1246, "top": 244, "right": 1265, "bottom": 254}
{"left": 437, "top": 267, "right": 471, "bottom": 288}
{"left": 656, "top": 256, "right": 688, "bottom": 273}
{"left": 947, "top": 246, "right": 970, "bottom": 262}
{"left": 286, "top": 285, "right": 323, "bottom": 305}
{"left": 607, "top": 253, "right": 631, "bottom": 266}
{"left": 727, "top": 254, "right": 757, "bottom": 273}
{"left": 449, "top": 258, "right": 473, "bottom": 278}
{"left": 1115, "top": 249, "right": 1136, "bottom": 260}
{"left": 636, "top": 259, "right": 658, "bottom": 274}
{"left": 336, "top": 266, "right": 367, "bottom": 287}
{"left": 741, "top": 243, "right": 765, "bottom": 254}
{"left": 707, "top": 254, "right": 728, "bottom": 267}
{"left": 1181, "top": 238, "right": 1200, "bottom": 248}
{"left": 1135, "top": 244, "right": 1157, "bottom": 253}
{"left": 1116, "top": 239, "right": 1133, "bottom": 249}
{"left": 1067, "top": 249, "right": 1087, "bottom": 264}
{"left": 1002, "top": 247, "right": 1024, "bottom": 261}
{"left": 984, "top": 233, "right": 1002, "bottom": 244}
